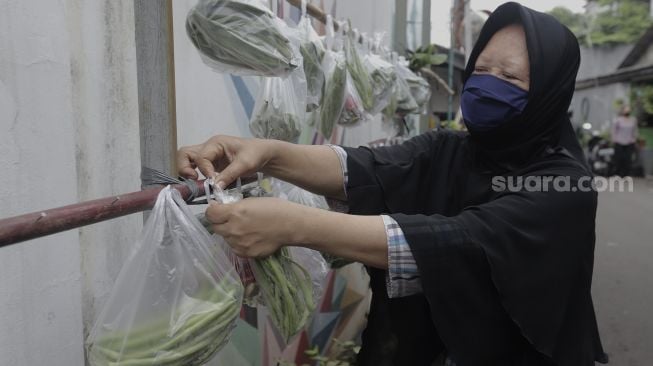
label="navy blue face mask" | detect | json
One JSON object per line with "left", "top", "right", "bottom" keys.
{"left": 461, "top": 74, "right": 529, "bottom": 132}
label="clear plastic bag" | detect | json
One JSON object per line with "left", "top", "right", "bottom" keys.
{"left": 344, "top": 25, "right": 374, "bottom": 112}
{"left": 249, "top": 67, "right": 306, "bottom": 143}
{"left": 297, "top": 0, "right": 325, "bottom": 112}
{"left": 338, "top": 71, "right": 368, "bottom": 126}
{"left": 317, "top": 15, "right": 347, "bottom": 139}
{"left": 271, "top": 179, "right": 351, "bottom": 269}
{"left": 397, "top": 56, "right": 431, "bottom": 113}
{"left": 394, "top": 56, "right": 420, "bottom": 115}
{"left": 86, "top": 186, "right": 244, "bottom": 366}
{"left": 207, "top": 181, "right": 327, "bottom": 342}
{"left": 364, "top": 52, "right": 396, "bottom": 115}
{"left": 186, "top": 0, "right": 299, "bottom": 77}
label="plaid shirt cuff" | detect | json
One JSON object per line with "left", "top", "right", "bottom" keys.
{"left": 326, "top": 145, "right": 349, "bottom": 212}
{"left": 382, "top": 215, "right": 423, "bottom": 298}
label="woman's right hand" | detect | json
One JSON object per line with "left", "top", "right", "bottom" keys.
{"left": 177, "top": 135, "right": 272, "bottom": 189}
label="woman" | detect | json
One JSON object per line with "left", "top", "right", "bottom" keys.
{"left": 611, "top": 105, "right": 639, "bottom": 177}
{"left": 178, "top": 3, "right": 607, "bottom": 365}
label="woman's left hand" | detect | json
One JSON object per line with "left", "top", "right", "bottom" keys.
{"left": 206, "top": 197, "right": 305, "bottom": 258}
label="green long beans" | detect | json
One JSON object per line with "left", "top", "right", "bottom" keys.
{"left": 319, "top": 53, "right": 347, "bottom": 139}
{"left": 250, "top": 248, "right": 316, "bottom": 341}
{"left": 87, "top": 281, "right": 242, "bottom": 366}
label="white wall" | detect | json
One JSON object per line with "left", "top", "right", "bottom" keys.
{"left": 0, "top": 0, "right": 141, "bottom": 365}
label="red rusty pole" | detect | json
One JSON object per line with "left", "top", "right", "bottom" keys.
{"left": 0, "top": 181, "right": 204, "bottom": 248}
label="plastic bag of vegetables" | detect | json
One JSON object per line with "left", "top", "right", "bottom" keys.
{"left": 249, "top": 68, "right": 306, "bottom": 143}
{"left": 363, "top": 51, "right": 396, "bottom": 115}
{"left": 338, "top": 70, "right": 368, "bottom": 126}
{"left": 205, "top": 181, "right": 327, "bottom": 342}
{"left": 393, "top": 56, "right": 420, "bottom": 115}
{"left": 396, "top": 58, "right": 431, "bottom": 113}
{"left": 297, "top": 0, "right": 325, "bottom": 112}
{"left": 344, "top": 24, "right": 374, "bottom": 112}
{"left": 86, "top": 186, "right": 244, "bottom": 366}
{"left": 271, "top": 179, "right": 353, "bottom": 269}
{"left": 317, "top": 15, "right": 347, "bottom": 139}
{"left": 186, "top": 0, "right": 299, "bottom": 77}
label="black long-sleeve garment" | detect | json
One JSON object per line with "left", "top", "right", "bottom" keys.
{"left": 345, "top": 131, "right": 605, "bottom": 366}
{"left": 343, "top": 3, "right": 608, "bottom": 366}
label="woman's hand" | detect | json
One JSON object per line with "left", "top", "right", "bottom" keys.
{"left": 205, "top": 197, "right": 305, "bottom": 258}
{"left": 177, "top": 135, "right": 273, "bottom": 189}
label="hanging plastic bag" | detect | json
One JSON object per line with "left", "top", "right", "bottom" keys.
{"left": 206, "top": 180, "right": 327, "bottom": 342}
{"left": 337, "top": 23, "right": 368, "bottom": 126}
{"left": 344, "top": 24, "right": 374, "bottom": 112}
{"left": 186, "top": 0, "right": 299, "bottom": 77}
{"left": 249, "top": 65, "right": 307, "bottom": 143}
{"left": 318, "top": 15, "right": 347, "bottom": 139}
{"left": 363, "top": 33, "right": 396, "bottom": 115}
{"left": 363, "top": 51, "right": 396, "bottom": 115}
{"left": 297, "top": 0, "right": 326, "bottom": 112}
{"left": 271, "top": 179, "right": 352, "bottom": 269}
{"left": 397, "top": 56, "right": 431, "bottom": 113}
{"left": 393, "top": 54, "right": 420, "bottom": 115}
{"left": 338, "top": 71, "right": 368, "bottom": 126}
{"left": 86, "top": 186, "right": 244, "bottom": 366}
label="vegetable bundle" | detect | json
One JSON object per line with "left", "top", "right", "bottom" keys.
{"left": 88, "top": 281, "right": 242, "bottom": 366}
{"left": 205, "top": 183, "right": 327, "bottom": 342}
{"left": 318, "top": 49, "right": 347, "bottom": 139}
{"left": 344, "top": 27, "right": 374, "bottom": 112}
{"left": 186, "top": 0, "right": 298, "bottom": 76}
{"left": 364, "top": 53, "right": 396, "bottom": 115}
{"left": 298, "top": 15, "right": 326, "bottom": 112}
{"left": 87, "top": 186, "right": 244, "bottom": 366}
{"left": 249, "top": 248, "right": 317, "bottom": 341}
{"left": 249, "top": 75, "right": 304, "bottom": 143}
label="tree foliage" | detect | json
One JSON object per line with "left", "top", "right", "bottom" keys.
{"left": 548, "top": 0, "right": 652, "bottom": 46}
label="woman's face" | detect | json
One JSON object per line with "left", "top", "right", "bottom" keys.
{"left": 473, "top": 24, "right": 530, "bottom": 91}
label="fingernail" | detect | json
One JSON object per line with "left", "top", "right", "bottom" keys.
{"left": 217, "top": 181, "right": 226, "bottom": 190}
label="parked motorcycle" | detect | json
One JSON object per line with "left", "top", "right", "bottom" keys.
{"left": 587, "top": 132, "right": 615, "bottom": 176}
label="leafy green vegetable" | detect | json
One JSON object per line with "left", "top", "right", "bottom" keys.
{"left": 186, "top": 0, "right": 297, "bottom": 76}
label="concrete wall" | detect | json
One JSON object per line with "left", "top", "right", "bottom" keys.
{"left": 577, "top": 44, "right": 633, "bottom": 80}
{"left": 0, "top": 0, "right": 141, "bottom": 364}
{"left": 571, "top": 82, "right": 631, "bottom": 131}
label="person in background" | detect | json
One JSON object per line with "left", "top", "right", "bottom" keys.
{"left": 178, "top": 2, "right": 607, "bottom": 365}
{"left": 611, "top": 105, "right": 639, "bottom": 177}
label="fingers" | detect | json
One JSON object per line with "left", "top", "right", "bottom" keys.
{"left": 176, "top": 148, "right": 199, "bottom": 179}
{"left": 216, "top": 160, "right": 248, "bottom": 190}
{"left": 205, "top": 201, "right": 230, "bottom": 224}
{"left": 196, "top": 143, "right": 223, "bottom": 180}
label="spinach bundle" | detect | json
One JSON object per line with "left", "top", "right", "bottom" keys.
{"left": 186, "top": 0, "right": 298, "bottom": 76}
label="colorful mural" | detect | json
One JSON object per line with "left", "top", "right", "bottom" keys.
{"left": 209, "top": 264, "right": 371, "bottom": 366}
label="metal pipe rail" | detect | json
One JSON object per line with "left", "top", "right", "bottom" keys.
{"left": 0, "top": 181, "right": 204, "bottom": 248}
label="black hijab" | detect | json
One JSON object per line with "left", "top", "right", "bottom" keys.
{"left": 343, "top": 3, "right": 608, "bottom": 366}
{"left": 463, "top": 2, "right": 588, "bottom": 173}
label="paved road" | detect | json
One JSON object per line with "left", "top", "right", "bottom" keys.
{"left": 593, "top": 178, "right": 653, "bottom": 365}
